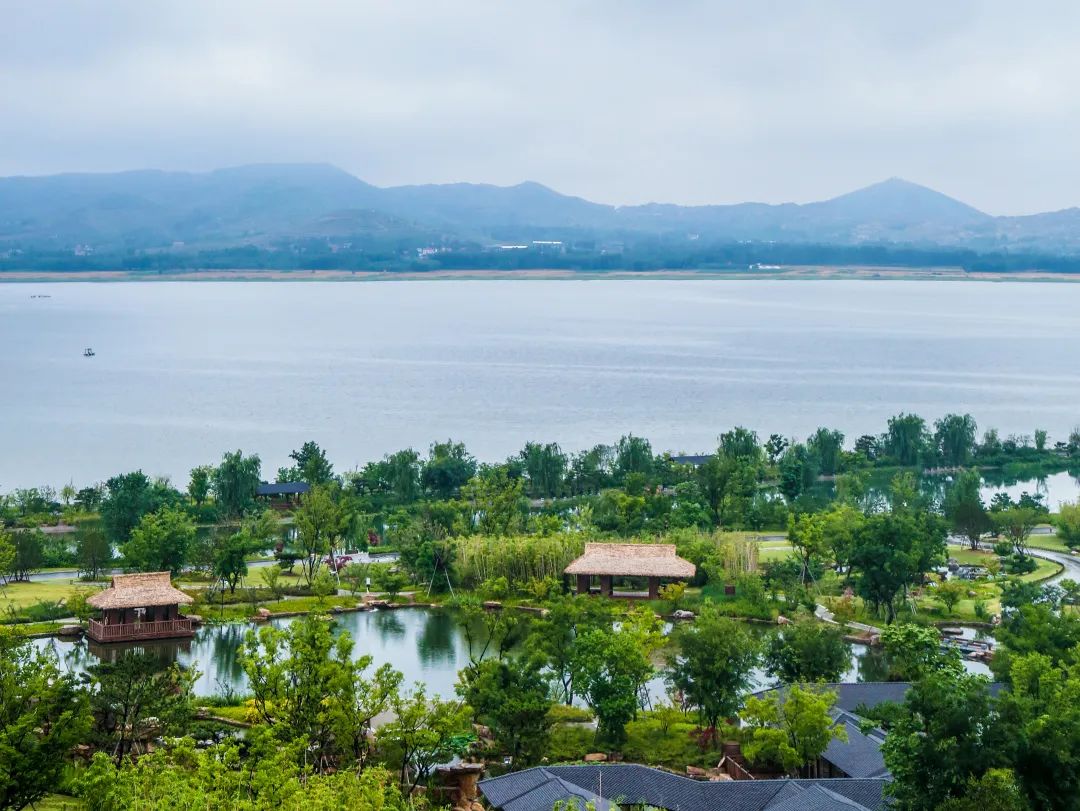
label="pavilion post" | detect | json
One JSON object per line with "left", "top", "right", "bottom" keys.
{"left": 576, "top": 574, "right": 590, "bottom": 595}
{"left": 648, "top": 576, "right": 660, "bottom": 599}
{"left": 600, "top": 575, "right": 613, "bottom": 597}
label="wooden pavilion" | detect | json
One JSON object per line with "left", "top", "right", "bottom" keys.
{"left": 564, "top": 543, "right": 696, "bottom": 598}
{"left": 86, "top": 572, "right": 195, "bottom": 643}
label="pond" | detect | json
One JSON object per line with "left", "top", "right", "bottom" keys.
{"left": 31, "top": 606, "right": 992, "bottom": 701}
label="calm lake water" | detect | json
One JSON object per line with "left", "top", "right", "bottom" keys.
{"left": 4, "top": 280, "right": 1080, "bottom": 488}
{"left": 31, "top": 606, "right": 990, "bottom": 699}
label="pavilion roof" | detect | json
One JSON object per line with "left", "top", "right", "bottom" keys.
{"left": 564, "top": 543, "right": 696, "bottom": 579}
{"left": 87, "top": 572, "right": 194, "bottom": 610}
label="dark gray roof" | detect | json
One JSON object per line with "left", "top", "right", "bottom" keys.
{"left": 256, "top": 481, "right": 311, "bottom": 496}
{"left": 480, "top": 765, "right": 888, "bottom": 811}
{"left": 822, "top": 709, "right": 890, "bottom": 779}
{"left": 670, "top": 454, "right": 714, "bottom": 466}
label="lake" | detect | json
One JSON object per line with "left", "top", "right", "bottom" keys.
{"left": 4, "top": 279, "right": 1080, "bottom": 488}
{"left": 31, "top": 606, "right": 990, "bottom": 700}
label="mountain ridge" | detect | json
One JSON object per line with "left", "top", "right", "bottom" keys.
{"left": 2, "top": 163, "right": 1078, "bottom": 253}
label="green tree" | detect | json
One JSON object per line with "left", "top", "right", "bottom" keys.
{"left": 121, "top": 506, "right": 195, "bottom": 575}
{"left": 788, "top": 512, "right": 827, "bottom": 586}
{"left": 882, "top": 672, "right": 1003, "bottom": 811}
{"left": 88, "top": 651, "right": 195, "bottom": 763}
{"left": 719, "top": 426, "right": 763, "bottom": 462}
{"left": 294, "top": 484, "right": 346, "bottom": 584}
{"left": 885, "top": 413, "right": 928, "bottom": 467}
{"left": 420, "top": 440, "right": 476, "bottom": 499}
{"left": 186, "top": 465, "right": 212, "bottom": 508}
{"left": 0, "top": 532, "right": 14, "bottom": 587}
{"left": 936, "top": 769, "right": 1031, "bottom": 811}
{"left": 378, "top": 684, "right": 473, "bottom": 791}
{"left": 212, "top": 450, "right": 262, "bottom": 518}
{"left": 8, "top": 529, "right": 43, "bottom": 582}
{"left": 0, "top": 634, "right": 91, "bottom": 810}
{"left": 76, "top": 523, "right": 113, "bottom": 579}
{"left": 935, "top": 579, "right": 968, "bottom": 616}
{"left": 992, "top": 507, "right": 1040, "bottom": 558}
{"left": 850, "top": 510, "right": 946, "bottom": 623}
{"left": 101, "top": 471, "right": 175, "bottom": 544}
{"left": 519, "top": 441, "right": 568, "bottom": 499}
{"left": 457, "top": 656, "right": 553, "bottom": 766}
{"left": 460, "top": 469, "right": 526, "bottom": 536}
{"left": 880, "top": 623, "right": 958, "bottom": 681}
{"left": 741, "top": 685, "right": 846, "bottom": 774}
{"left": 286, "top": 440, "right": 335, "bottom": 485}
{"left": 1057, "top": 501, "right": 1080, "bottom": 550}
{"left": 615, "top": 434, "right": 654, "bottom": 480}
{"left": 667, "top": 605, "right": 760, "bottom": 741}
{"left": 945, "top": 469, "right": 992, "bottom": 550}
{"left": 573, "top": 612, "right": 660, "bottom": 745}
{"left": 764, "top": 621, "right": 852, "bottom": 684}
{"left": 213, "top": 529, "right": 253, "bottom": 593}
{"left": 935, "top": 414, "right": 978, "bottom": 467}
{"left": 807, "top": 427, "right": 845, "bottom": 476}
{"left": 241, "top": 613, "right": 403, "bottom": 773}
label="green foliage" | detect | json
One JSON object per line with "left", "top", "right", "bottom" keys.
{"left": 1055, "top": 501, "right": 1080, "bottom": 550}
{"left": 75, "top": 741, "right": 410, "bottom": 811}
{"left": 240, "top": 614, "right": 402, "bottom": 773}
{"left": 293, "top": 484, "right": 347, "bottom": 584}
{"left": 882, "top": 671, "right": 1002, "bottom": 811}
{"left": 187, "top": 465, "right": 213, "bottom": 508}
{"left": 460, "top": 468, "right": 526, "bottom": 536}
{"left": 992, "top": 507, "right": 1041, "bottom": 558}
{"left": 667, "top": 604, "right": 760, "bottom": 736}
{"left": 572, "top": 609, "right": 661, "bottom": 745}
{"left": 936, "top": 769, "right": 1031, "bottom": 811}
{"left": 212, "top": 450, "right": 262, "bottom": 519}
{"left": 452, "top": 534, "right": 583, "bottom": 588}
{"left": 457, "top": 656, "right": 553, "bottom": 766}
{"left": 0, "top": 633, "right": 91, "bottom": 810}
{"left": 101, "top": 471, "right": 180, "bottom": 544}
{"left": 742, "top": 686, "right": 846, "bottom": 773}
{"left": 764, "top": 621, "right": 852, "bottom": 684}
{"left": 88, "top": 651, "right": 196, "bottom": 763}
{"left": 75, "top": 524, "right": 112, "bottom": 579}
{"left": 281, "top": 441, "right": 335, "bottom": 486}
{"left": 420, "top": 440, "right": 476, "bottom": 499}
{"left": 880, "top": 623, "right": 959, "bottom": 681}
{"left": 519, "top": 442, "right": 568, "bottom": 499}
{"left": 935, "top": 579, "right": 969, "bottom": 615}
{"left": 378, "top": 684, "right": 473, "bottom": 791}
{"left": 121, "top": 506, "right": 196, "bottom": 574}
{"left": 945, "top": 469, "right": 992, "bottom": 550}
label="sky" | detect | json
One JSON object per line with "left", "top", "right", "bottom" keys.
{"left": 2, "top": 1, "right": 1079, "bottom": 215}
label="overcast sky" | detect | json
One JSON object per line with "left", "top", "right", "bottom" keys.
{"left": 2, "top": 1, "right": 1078, "bottom": 215}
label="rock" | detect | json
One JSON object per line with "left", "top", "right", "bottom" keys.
{"left": 184, "top": 614, "right": 204, "bottom": 625}
{"left": 256, "top": 607, "right": 272, "bottom": 618}
{"left": 673, "top": 609, "right": 695, "bottom": 620}
{"left": 686, "top": 765, "right": 707, "bottom": 778}
{"left": 59, "top": 624, "right": 83, "bottom": 636}
{"left": 776, "top": 615, "right": 791, "bottom": 625}
{"left": 583, "top": 753, "right": 607, "bottom": 763}
{"left": 482, "top": 600, "right": 503, "bottom": 610}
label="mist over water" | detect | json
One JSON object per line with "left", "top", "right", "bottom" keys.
{"left": 3, "top": 279, "right": 1080, "bottom": 488}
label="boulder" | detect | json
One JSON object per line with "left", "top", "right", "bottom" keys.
{"left": 673, "top": 609, "right": 695, "bottom": 620}
{"left": 59, "top": 624, "right": 83, "bottom": 636}
{"left": 184, "top": 614, "right": 204, "bottom": 625}
{"left": 776, "top": 615, "right": 791, "bottom": 625}
{"left": 583, "top": 753, "right": 607, "bottom": 763}
{"left": 256, "top": 607, "right": 272, "bottom": 619}
{"left": 482, "top": 600, "right": 503, "bottom": 610}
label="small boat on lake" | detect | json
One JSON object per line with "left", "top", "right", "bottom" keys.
{"left": 83, "top": 347, "right": 95, "bottom": 357}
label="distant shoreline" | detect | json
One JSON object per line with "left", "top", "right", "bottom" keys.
{"left": 2, "top": 266, "right": 1079, "bottom": 282}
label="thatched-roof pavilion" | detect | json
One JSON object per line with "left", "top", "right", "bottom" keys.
{"left": 564, "top": 543, "right": 696, "bottom": 598}
{"left": 86, "top": 572, "right": 194, "bottom": 642}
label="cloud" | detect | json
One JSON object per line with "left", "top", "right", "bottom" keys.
{"left": 1, "top": 0, "right": 1078, "bottom": 214}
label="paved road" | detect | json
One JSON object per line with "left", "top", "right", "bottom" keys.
{"left": 947, "top": 536, "right": 1080, "bottom": 586}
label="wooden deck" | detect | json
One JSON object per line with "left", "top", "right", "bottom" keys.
{"left": 87, "top": 617, "right": 195, "bottom": 643}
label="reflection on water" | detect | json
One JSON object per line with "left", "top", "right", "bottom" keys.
{"left": 31, "top": 606, "right": 992, "bottom": 699}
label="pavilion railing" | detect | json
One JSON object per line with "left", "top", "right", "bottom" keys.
{"left": 87, "top": 617, "right": 193, "bottom": 641}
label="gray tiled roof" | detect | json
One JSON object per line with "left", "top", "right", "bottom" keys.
{"left": 822, "top": 709, "right": 890, "bottom": 779}
{"left": 256, "top": 481, "right": 311, "bottom": 496}
{"left": 479, "top": 765, "right": 888, "bottom": 811}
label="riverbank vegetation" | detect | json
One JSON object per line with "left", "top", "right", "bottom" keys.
{"left": 2, "top": 415, "right": 1080, "bottom": 808}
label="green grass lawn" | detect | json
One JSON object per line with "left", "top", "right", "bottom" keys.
{"left": 0, "top": 579, "right": 95, "bottom": 612}
{"left": 1027, "top": 532, "right": 1073, "bottom": 554}
{"left": 32, "top": 794, "right": 83, "bottom": 810}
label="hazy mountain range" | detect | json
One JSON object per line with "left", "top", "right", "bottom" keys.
{"left": 3, "top": 163, "right": 1080, "bottom": 254}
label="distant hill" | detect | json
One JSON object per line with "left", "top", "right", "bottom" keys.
{"left": 3, "top": 163, "right": 1080, "bottom": 255}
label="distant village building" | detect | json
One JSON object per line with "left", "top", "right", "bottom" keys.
{"left": 86, "top": 572, "right": 194, "bottom": 643}
{"left": 564, "top": 542, "right": 695, "bottom": 599}
{"left": 256, "top": 481, "right": 310, "bottom": 509}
